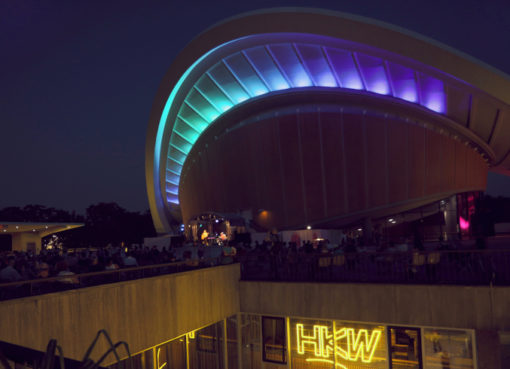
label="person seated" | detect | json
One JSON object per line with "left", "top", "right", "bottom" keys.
{"left": 184, "top": 250, "right": 198, "bottom": 267}
{"left": 55, "top": 260, "right": 79, "bottom": 286}
{"left": 0, "top": 256, "right": 22, "bottom": 283}
{"left": 122, "top": 253, "right": 138, "bottom": 267}
{"left": 104, "top": 258, "right": 119, "bottom": 270}
{"left": 36, "top": 262, "right": 50, "bottom": 278}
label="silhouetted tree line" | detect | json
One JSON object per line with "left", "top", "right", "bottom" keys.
{"left": 0, "top": 203, "right": 156, "bottom": 248}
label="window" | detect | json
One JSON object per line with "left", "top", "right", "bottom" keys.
{"left": 422, "top": 328, "right": 474, "bottom": 369}
{"left": 262, "top": 316, "right": 286, "bottom": 363}
{"left": 388, "top": 326, "right": 422, "bottom": 369}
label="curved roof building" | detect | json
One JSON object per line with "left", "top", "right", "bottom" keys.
{"left": 146, "top": 8, "right": 510, "bottom": 234}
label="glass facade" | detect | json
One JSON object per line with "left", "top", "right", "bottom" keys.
{"left": 108, "top": 314, "right": 475, "bottom": 369}
{"left": 422, "top": 328, "right": 475, "bottom": 369}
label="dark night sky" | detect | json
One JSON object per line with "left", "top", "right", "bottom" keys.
{"left": 1, "top": 0, "right": 510, "bottom": 215}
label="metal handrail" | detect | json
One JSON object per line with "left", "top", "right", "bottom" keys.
{"left": 0, "top": 257, "right": 237, "bottom": 300}
{"left": 240, "top": 248, "right": 510, "bottom": 286}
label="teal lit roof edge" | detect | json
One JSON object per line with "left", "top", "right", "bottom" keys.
{"left": 158, "top": 36, "right": 452, "bottom": 206}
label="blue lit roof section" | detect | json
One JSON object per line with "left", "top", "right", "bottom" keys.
{"left": 163, "top": 41, "right": 448, "bottom": 204}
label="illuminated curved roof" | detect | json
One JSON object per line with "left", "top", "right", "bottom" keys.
{"left": 162, "top": 36, "right": 447, "bottom": 205}
{"left": 147, "top": 8, "right": 510, "bottom": 233}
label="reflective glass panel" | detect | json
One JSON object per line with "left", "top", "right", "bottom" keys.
{"left": 423, "top": 328, "right": 474, "bottom": 369}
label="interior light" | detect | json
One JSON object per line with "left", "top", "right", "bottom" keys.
{"left": 306, "top": 225, "right": 312, "bottom": 230}
{"left": 357, "top": 228, "right": 362, "bottom": 231}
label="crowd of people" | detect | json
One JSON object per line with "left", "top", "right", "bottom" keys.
{"left": 0, "top": 233, "right": 474, "bottom": 284}
{"left": 0, "top": 233, "right": 501, "bottom": 299}
{"left": 0, "top": 244, "right": 234, "bottom": 285}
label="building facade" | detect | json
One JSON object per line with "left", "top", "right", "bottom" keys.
{"left": 146, "top": 8, "right": 510, "bottom": 234}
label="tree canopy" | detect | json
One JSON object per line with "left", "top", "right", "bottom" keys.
{"left": 0, "top": 203, "right": 156, "bottom": 248}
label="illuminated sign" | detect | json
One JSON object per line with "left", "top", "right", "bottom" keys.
{"left": 295, "top": 324, "right": 383, "bottom": 368}
{"left": 296, "top": 324, "right": 334, "bottom": 358}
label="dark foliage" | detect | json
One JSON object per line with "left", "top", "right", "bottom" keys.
{"left": 0, "top": 203, "right": 156, "bottom": 248}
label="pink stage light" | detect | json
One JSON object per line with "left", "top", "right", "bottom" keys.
{"left": 459, "top": 216, "right": 470, "bottom": 230}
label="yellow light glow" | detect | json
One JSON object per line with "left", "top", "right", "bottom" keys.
{"left": 188, "top": 331, "right": 195, "bottom": 339}
{"left": 335, "top": 328, "right": 382, "bottom": 363}
{"left": 306, "top": 358, "right": 334, "bottom": 364}
{"left": 296, "top": 324, "right": 333, "bottom": 358}
{"left": 295, "top": 323, "right": 383, "bottom": 366}
{"left": 157, "top": 348, "right": 167, "bottom": 369}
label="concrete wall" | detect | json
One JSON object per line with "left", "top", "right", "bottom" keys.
{"left": 239, "top": 281, "right": 510, "bottom": 330}
{"left": 0, "top": 264, "right": 240, "bottom": 364}
{"left": 11, "top": 233, "right": 41, "bottom": 253}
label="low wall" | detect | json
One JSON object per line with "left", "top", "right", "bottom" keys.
{"left": 0, "top": 264, "right": 240, "bottom": 364}
{"left": 239, "top": 281, "right": 510, "bottom": 330}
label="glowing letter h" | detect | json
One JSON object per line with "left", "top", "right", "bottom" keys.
{"left": 296, "top": 324, "right": 333, "bottom": 358}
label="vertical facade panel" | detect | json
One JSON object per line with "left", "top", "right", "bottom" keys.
{"left": 426, "top": 130, "right": 444, "bottom": 195}
{"left": 387, "top": 121, "right": 409, "bottom": 203}
{"left": 454, "top": 141, "right": 468, "bottom": 189}
{"left": 407, "top": 125, "right": 426, "bottom": 199}
{"left": 320, "top": 110, "right": 346, "bottom": 217}
{"left": 257, "top": 119, "right": 286, "bottom": 226}
{"left": 278, "top": 114, "right": 306, "bottom": 227}
{"left": 442, "top": 135, "right": 457, "bottom": 193}
{"left": 365, "top": 115, "right": 387, "bottom": 208}
{"left": 222, "top": 129, "right": 245, "bottom": 211}
{"left": 343, "top": 113, "right": 366, "bottom": 213}
{"left": 299, "top": 111, "right": 326, "bottom": 222}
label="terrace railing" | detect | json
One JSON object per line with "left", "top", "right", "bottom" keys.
{"left": 240, "top": 249, "right": 510, "bottom": 286}
{"left": 0, "top": 257, "right": 235, "bottom": 301}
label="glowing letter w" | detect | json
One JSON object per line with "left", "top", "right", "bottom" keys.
{"left": 335, "top": 328, "right": 382, "bottom": 363}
